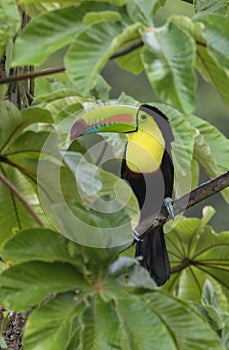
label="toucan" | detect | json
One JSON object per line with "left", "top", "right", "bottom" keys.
{"left": 70, "top": 104, "right": 174, "bottom": 286}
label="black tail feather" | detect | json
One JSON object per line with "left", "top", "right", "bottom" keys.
{"left": 135, "top": 226, "right": 170, "bottom": 286}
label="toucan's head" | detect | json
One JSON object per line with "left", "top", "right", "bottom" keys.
{"left": 70, "top": 104, "right": 173, "bottom": 144}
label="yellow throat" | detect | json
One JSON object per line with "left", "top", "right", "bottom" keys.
{"left": 126, "top": 127, "right": 165, "bottom": 173}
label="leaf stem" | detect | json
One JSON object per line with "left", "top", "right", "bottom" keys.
{"left": 0, "top": 172, "right": 45, "bottom": 227}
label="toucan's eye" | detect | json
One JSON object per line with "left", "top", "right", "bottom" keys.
{"left": 140, "top": 114, "right": 147, "bottom": 120}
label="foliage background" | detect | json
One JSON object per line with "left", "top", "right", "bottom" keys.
{"left": 0, "top": 0, "right": 228, "bottom": 349}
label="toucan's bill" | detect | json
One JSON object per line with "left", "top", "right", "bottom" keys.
{"left": 70, "top": 105, "right": 139, "bottom": 140}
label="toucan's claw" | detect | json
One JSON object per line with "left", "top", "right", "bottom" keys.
{"left": 133, "top": 229, "right": 143, "bottom": 242}
{"left": 164, "top": 197, "right": 174, "bottom": 220}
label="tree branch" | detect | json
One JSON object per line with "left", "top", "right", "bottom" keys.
{"left": 0, "top": 172, "right": 45, "bottom": 227}
{"left": 0, "top": 66, "right": 65, "bottom": 85}
{"left": 0, "top": 41, "right": 144, "bottom": 85}
{"left": 136, "top": 171, "right": 229, "bottom": 237}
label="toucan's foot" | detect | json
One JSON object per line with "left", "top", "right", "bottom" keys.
{"left": 132, "top": 229, "right": 143, "bottom": 242}
{"left": 164, "top": 197, "right": 174, "bottom": 220}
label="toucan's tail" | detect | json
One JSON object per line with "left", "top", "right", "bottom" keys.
{"left": 135, "top": 226, "right": 170, "bottom": 286}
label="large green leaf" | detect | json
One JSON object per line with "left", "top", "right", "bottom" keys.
{"left": 22, "top": 260, "right": 225, "bottom": 350}
{"left": 142, "top": 22, "right": 196, "bottom": 114}
{"left": 47, "top": 151, "right": 139, "bottom": 248}
{"left": 12, "top": 6, "right": 84, "bottom": 65}
{"left": 64, "top": 151, "right": 139, "bottom": 221}
{"left": 188, "top": 114, "right": 229, "bottom": 202}
{"left": 65, "top": 22, "right": 142, "bottom": 92}
{"left": 23, "top": 293, "right": 84, "bottom": 350}
{"left": 0, "top": 113, "right": 65, "bottom": 246}
{"left": 170, "top": 16, "right": 229, "bottom": 108}
{"left": 0, "top": 102, "right": 52, "bottom": 152}
{"left": 12, "top": 3, "right": 116, "bottom": 66}
{"left": 126, "top": 0, "right": 157, "bottom": 26}
{"left": 115, "top": 292, "right": 225, "bottom": 350}
{"left": 0, "top": 166, "right": 46, "bottom": 245}
{"left": 0, "top": 0, "right": 20, "bottom": 59}
{"left": 0, "top": 110, "right": 57, "bottom": 247}
{"left": 0, "top": 228, "right": 82, "bottom": 266}
{"left": 143, "top": 292, "right": 225, "bottom": 350}
{"left": 164, "top": 207, "right": 229, "bottom": 307}
{"left": 194, "top": 14, "right": 229, "bottom": 70}
{"left": 0, "top": 235, "right": 226, "bottom": 349}
{"left": 0, "top": 261, "right": 86, "bottom": 310}
{"left": 24, "top": 290, "right": 226, "bottom": 350}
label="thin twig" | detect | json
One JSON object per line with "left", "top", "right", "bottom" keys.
{"left": 110, "top": 41, "right": 144, "bottom": 59}
{"left": 136, "top": 171, "right": 229, "bottom": 237}
{"left": 0, "top": 66, "right": 65, "bottom": 85}
{"left": 0, "top": 172, "right": 45, "bottom": 227}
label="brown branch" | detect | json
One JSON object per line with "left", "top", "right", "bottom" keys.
{"left": 0, "top": 66, "right": 65, "bottom": 85}
{"left": 0, "top": 172, "right": 45, "bottom": 227}
{"left": 110, "top": 41, "right": 144, "bottom": 59}
{"left": 0, "top": 41, "right": 144, "bottom": 85}
{"left": 136, "top": 171, "right": 229, "bottom": 237}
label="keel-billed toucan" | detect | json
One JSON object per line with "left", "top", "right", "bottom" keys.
{"left": 70, "top": 104, "right": 174, "bottom": 286}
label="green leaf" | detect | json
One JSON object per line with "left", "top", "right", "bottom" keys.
{"left": 144, "top": 292, "right": 225, "bottom": 350}
{"left": 0, "top": 228, "right": 82, "bottom": 266}
{"left": 153, "top": 103, "right": 195, "bottom": 196}
{"left": 0, "top": 102, "right": 52, "bottom": 152}
{"left": 202, "top": 280, "right": 221, "bottom": 311}
{"left": 80, "top": 295, "right": 121, "bottom": 350}
{"left": 194, "top": 0, "right": 229, "bottom": 15}
{"left": 23, "top": 293, "right": 85, "bottom": 350}
{"left": 83, "top": 10, "right": 121, "bottom": 25}
{"left": 37, "top": 145, "right": 139, "bottom": 247}
{"left": 5, "top": 130, "right": 52, "bottom": 157}
{"left": 65, "top": 22, "right": 142, "bottom": 92}
{"left": 0, "top": 166, "right": 46, "bottom": 245}
{"left": 116, "top": 45, "right": 144, "bottom": 75}
{"left": 170, "top": 16, "right": 229, "bottom": 108}
{"left": 0, "top": 0, "right": 20, "bottom": 59}
{"left": 64, "top": 151, "right": 139, "bottom": 222}
{"left": 0, "top": 261, "right": 86, "bottom": 310}
{"left": 142, "top": 22, "right": 196, "bottom": 114}
{"left": 126, "top": 0, "right": 157, "bottom": 26}
{"left": 115, "top": 292, "right": 225, "bottom": 350}
{"left": 194, "top": 14, "right": 229, "bottom": 70}
{"left": 164, "top": 207, "right": 229, "bottom": 306}
{"left": 188, "top": 114, "right": 229, "bottom": 202}
{"left": 199, "top": 280, "right": 224, "bottom": 333}
{"left": 12, "top": 6, "right": 84, "bottom": 65}
{"left": 12, "top": 3, "right": 113, "bottom": 66}
{"left": 196, "top": 42, "right": 229, "bottom": 109}
{"left": 13, "top": 3, "right": 126, "bottom": 66}
{"left": 91, "top": 75, "right": 111, "bottom": 101}
{"left": 34, "top": 87, "right": 82, "bottom": 104}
